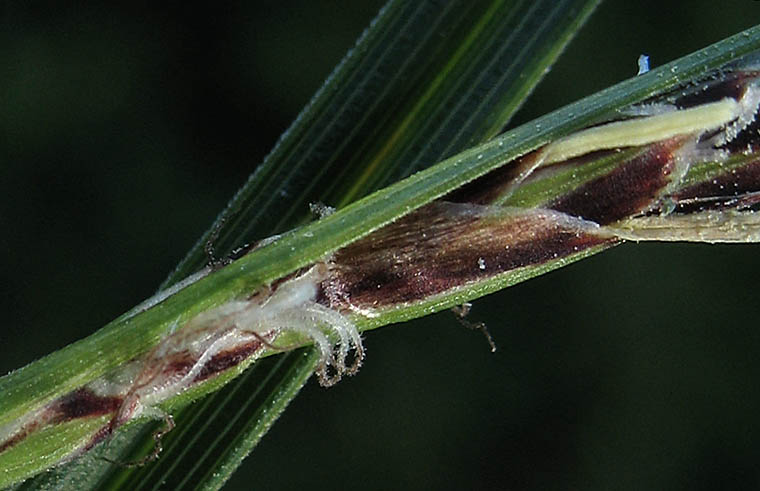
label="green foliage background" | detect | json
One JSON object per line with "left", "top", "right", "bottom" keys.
{"left": 3, "top": 1, "right": 760, "bottom": 489}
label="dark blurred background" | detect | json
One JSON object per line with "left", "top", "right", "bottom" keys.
{"left": 3, "top": 1, "right": 760, "bottom": 489}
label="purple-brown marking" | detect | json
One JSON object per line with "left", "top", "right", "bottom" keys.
{"left": 194, "top": 339, "right": 265, "bottom": 382}
{"left": 671, "top": 157, "right": 760, "bottom": 213}
{"left": 445, "top": 152, "right": 541, "bottom": 205}
{"left": 673, "top": 71, "right": 760, "bottom": 109}
{"left": 322, "top": 202, "right": 614, "bottom": 309}
{"left": 549, "top": 137, "right": 685, "bottom": 224}
{"left": 0, "top": 388, "right": 123, "bottom": 454}
{"left": 0, "top": 422, "right": 41, "bottom": 454}
{"left": 0, "top": 329, "right": 272, "bottom": 456}
{"left": 49, "top": 388, "right": 123, "bottom": 423}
